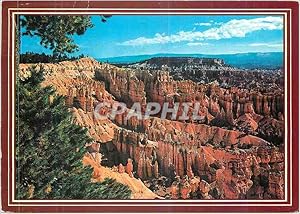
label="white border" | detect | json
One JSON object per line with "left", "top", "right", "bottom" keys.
{"left": 7, "top": 8, "right": 292, "bottom": 207}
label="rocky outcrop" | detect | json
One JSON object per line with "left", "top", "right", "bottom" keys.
{"left": 95, "top": 66, "right": 284, "bottom": 143}
{"left": 95, "top": 65, "right": 147, "bottom": 106}
{"left": 110, "top": 114, "right": 284, "bottom": 199}
{"left": 71, "top": 108, "right": 116, "bottom": 142}
{"left": 82, "top": 154, "right": 161, "bottom": 199}
{"left": 20, "top": 57, "right": 285, "bottom": 200}
{"left": 94, "top": 63, "right": 284, "bottom": 200}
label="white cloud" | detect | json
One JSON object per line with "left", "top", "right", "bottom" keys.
{"left": 187, "top": 42, "right": 210, "bottom": 46}
{"left": 119, "top": 16, "right": 283, "bottom": 46}
{"left": 194, "top": 22, "right": 212, "bottom": 26}
{"left": 249, "top": 42, "right": 283, "bottom": 48}
{"left": 214, "top": 22, "right": 223, "bottom": 26}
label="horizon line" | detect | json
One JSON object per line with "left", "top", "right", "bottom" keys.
{"left": 97, "top": 51, "right": 283, "bottom": 59}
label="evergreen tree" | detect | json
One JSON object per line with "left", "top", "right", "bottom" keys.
{"left": 21, "top": 15, "right": 111, "bottom": 56}
{"left": 16, "top": 66, "right": 131, "bottom": 199}
{"left": 20, "top": 52, "right": 86, "bottom": 63}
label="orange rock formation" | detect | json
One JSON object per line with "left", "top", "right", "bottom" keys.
{"left": 20, "top": 57, "right": 285, "bottom": 200}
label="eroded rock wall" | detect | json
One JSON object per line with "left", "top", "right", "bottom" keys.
{"left": 20, "top": 57, "right": 285, "bottom": 200}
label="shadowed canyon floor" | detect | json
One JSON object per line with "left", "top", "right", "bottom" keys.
{"left": 19, "top": 57, "right": 285, "bottom": 200}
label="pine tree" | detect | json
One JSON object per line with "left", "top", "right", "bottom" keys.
{"left": 21, "top": 15, "right": 111, "bottom": 56}
{"left": 16, "top": 66, "right": 131, "bottom": 199}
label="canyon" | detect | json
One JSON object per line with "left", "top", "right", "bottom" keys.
{"left": 19, "top": 57, "right": 285, "bottom": 200}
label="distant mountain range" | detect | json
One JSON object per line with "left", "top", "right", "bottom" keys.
{"left": 97, "top": 52, "right": 283, "bottom": 69}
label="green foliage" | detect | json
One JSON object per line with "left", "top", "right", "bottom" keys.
{"left": 16, "top": 66, "right": 131, "bottom": 199}
{"left": 20, "top": 52, "right": 86, "bottom": 63}
{"left": 21, "top": 16, "right": 92, "bottom": 55}
{"left": 20, "top": 15, "right": 110, "bottom": 56}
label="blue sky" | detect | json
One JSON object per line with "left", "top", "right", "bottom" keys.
{"left": 21, "top": 15, "right": 284, "bottom": 58}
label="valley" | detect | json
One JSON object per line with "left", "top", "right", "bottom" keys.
{"left": 19, "top": 56, "right": 285, "bottom": 200}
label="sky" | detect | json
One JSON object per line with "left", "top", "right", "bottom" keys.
{"left": 21, "top": 15, "right": 284, "bottom": 58}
